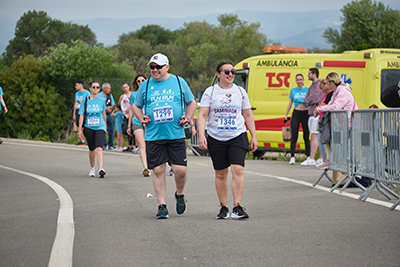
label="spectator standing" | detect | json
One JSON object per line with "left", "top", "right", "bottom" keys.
{"left": 73, "top": 80, "right": 90, "bottom": 146}
{"left": 303, "top": 68, "right": 324, "bottom": 166}
{"left": 132, "top": 53, "right": 196, "bottom": 219}
{"left": 198, "top": 61, "right": 257, "bottom": 219}
{"left": 284, "top": 74, "right": 310, "bottom": 165}
{"left": 119, "top": 83, "right": 134, "bottom": 152}
{"left": 314, "top": 72, "right": 358, "bottom": 170}
{"left": 0, "top": 86, "right": 8, "bottom": 145}
{"left": 98, "top": 83, "right": 115, "bottom": 150}
{"left": 127, "top": 74, "right": 151, "bottom": 177}
{"left": 111, "top": 104, "right": 124, "bottom": 151}
{"left": 316, "top": 79, "right": 333, "bottom": 167}
{"left": 78, "top": 81, "right": 107, "bottom": 178}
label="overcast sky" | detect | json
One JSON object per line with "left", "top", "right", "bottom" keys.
{"left": 1, "top": 0, "right": 399, "bottom": 22}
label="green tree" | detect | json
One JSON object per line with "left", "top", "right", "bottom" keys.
{"left": 323, "top": 0, "right": 400, "bottom": 51}
{"left": 3, "top": 10, "right": 96, "bottom": 65}
{"left": 111, "top": 38, "right": 155, "bottom": 75}
{"left": 44, "top": 40, "right": 134, "bottom": 107}
{"left": 167, "top": 14, "right": 268, "bottom": 84}
{"left": 119, "top": 25, "right": 177, "bottom": 47}
{"left": 0, "top": 55, "right": 69, "bottom": 141}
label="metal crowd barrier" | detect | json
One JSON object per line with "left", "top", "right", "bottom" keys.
{"left": 352, "top": 109, "right": 400, "bottom": 210}
{"left": 314, "top": 109, "right": 400, "bottom": 210}
{"left": 324, "top": 110, "right": 366, "bottom": 192}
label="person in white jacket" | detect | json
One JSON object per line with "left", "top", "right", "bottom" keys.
{"left": 313, "top": 72, "right": 358, "bottom": 169}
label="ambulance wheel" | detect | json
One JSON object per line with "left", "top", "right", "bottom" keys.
{"left": 252, "top": 150, "right": 265, "bottom": 159}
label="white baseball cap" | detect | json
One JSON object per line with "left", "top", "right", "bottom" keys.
{"left": 147, "top": 53, "right": 169, "bottom": 66}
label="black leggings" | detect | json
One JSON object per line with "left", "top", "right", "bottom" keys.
{"left": 290, "top": 109, "right": 310, "bottom": 157}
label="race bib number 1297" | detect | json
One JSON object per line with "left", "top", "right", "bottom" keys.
{"left": 153, "top": 106, "right": 174, "bottom": 123}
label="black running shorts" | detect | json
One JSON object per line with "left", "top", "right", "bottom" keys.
{"left": 207, "top": 132, "right": 249, "bottom": 170}
{"left": 83, "top": 128, "right": 106, "bottom": 151}
{"left": 146, "top": 138, "right": 187, "bottom": 169}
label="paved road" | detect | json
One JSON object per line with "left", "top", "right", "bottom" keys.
{"left": 0, "top": 139, "right": 399, "bottom": 267}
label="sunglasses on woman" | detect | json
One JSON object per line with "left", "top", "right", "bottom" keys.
{"left": 92, "top": 86, "right": 100, "bottom": 89}
{"left": 137, "top": 79, "right": 146, "bottom": 83}
{"left": 222, "top": 69, "right": 237, "bottom": 75}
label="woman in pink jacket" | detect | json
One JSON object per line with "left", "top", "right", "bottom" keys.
{"left": 313, "top": 72, "right": 358, "bottom": 169}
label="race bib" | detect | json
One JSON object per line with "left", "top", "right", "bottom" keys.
{"left": 153, "top": 106, "right": 174, "bottom": 124}
{"left": 87, "top": 116, "right": 100, "bottom": 127}
{"left": 217, "top": 115, "right": 237, "bottom": 130}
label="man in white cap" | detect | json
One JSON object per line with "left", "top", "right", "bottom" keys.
{"left": 133, "top": 53, "right": 196, "bottom": 219}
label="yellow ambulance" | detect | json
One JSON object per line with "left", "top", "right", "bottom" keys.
{"left": 226, "top": 46, "right": 400, "bottom": 157}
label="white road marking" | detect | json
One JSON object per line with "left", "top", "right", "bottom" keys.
{"left": 193, "top": 162, "right": 400, "bottom": 211}
{"left": 0, "top": 165, "right": 74, "bottom": 267}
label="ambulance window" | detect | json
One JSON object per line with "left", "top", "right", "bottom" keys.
{"left": 381, "top": 69, "right": 400, "bottom": 107}
{"left": 233, "top": 70, "right": 248, "bottom": 91}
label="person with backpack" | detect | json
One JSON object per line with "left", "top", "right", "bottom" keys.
{"left": 132, "top": 53, "right": 196, "bottom": 219}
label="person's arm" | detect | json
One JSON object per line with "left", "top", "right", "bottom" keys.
{"left": 242, "top": 109, "right": 258, "bottom": 152}
{"left": 133, "top": 104, "right": 150, "bottom": 126}
{"left": 285, "top": 99, "right": 293, "bottom": 120}
{"left": 0, "top": 95, "right": 7, "bottom": 114}
{"left": 73, "top": 99, "right": 77, "bottom": 120}
{"left": 190, "top": 117, "right": 197, "bottom": 136}
{"left": 197, "top": 107, "right": 209, "bottom": 150}
{"left": 179, "top": 99, "right": 196, "bottom": 126}
{"left": 78, "top": 115, "right": 85, "bottom": 140}
{"left": 102, "top": 111, "right": 107, "bottom": 132}
{"left": 127, "top": 105, "right": 134, "bottom": 135}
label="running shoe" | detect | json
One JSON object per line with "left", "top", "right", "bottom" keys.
{"left": 133, "top": 147, "right": 140, "bottom": 154}
{"left": 169, "top": 168, "right": 174, "bottom": 176}
{"left": 289, "top": 157, "right": 295, "bottom": 165}
{"left": 142, "top": 168, "right": 150, "bottom": 177}
{"left": 89, "top": 168, "right": 95, "bottom": 177}
{"left": 231, "top": 205, "right": 249, "bottom": 219}
{"left": 216, "top": 205, "right": 229, "bottom": 219}
{"left": 98, "top": 168, "right": 106, "bottom": 178}
{"left": 315, "top": 158, "right": 324, "bottom": 166}
{"left": 75, "top": 140, "right": 86, "bottom": 146}
{"left": 156, "top": 204, "right": 169, "bottom": 219}
{"left": 123, "top": 147, "right": 133, "bottom": 152}
{"left": 317, "top": 160, "right": 330, "bottom": 170}
{"left": 300, "top": 157, "right": 315, "bottom": 166}
{"left": 0, "top": 138, "right": 3, "bottom": 145}
{"left": 175, "top": 191, "right": 187, "bottom": 215}
{"left": 108, "top": 146, "right": 116, "bottom": 150}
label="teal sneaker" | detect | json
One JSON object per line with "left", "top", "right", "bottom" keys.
{"left": 175, "top": 191, "right": 187, "bottom": 215}
{"left": 156, "top": 204, "right": 169, "bottom": 219}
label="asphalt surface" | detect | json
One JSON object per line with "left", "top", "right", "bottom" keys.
{"left": 0, "top": 138, "right": 399, "bottom": 267}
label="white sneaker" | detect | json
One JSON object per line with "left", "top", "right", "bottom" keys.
{"left": 89, "top": 168, "right": 95, "bottom": 177}
{"left": 300, "top": 157, "right": 315, "bottom": 166}
{"left": 133, "top": 147, "right": 140, "bottom": 154}
{"left": 315, "top": 158, "right": 324, "bottom": 166}
{"left": 289, "top": 157, "right": 295, "bottom": 165}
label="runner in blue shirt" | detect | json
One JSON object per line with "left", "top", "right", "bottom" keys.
{"left": 132, "top": 53, "right": 196, "bottom": 219}
{"left": 78, "top": 81, "right": 107, "bottom": 178}
{"left": 127, "top": 74, "right": 151, "bottom": 177}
